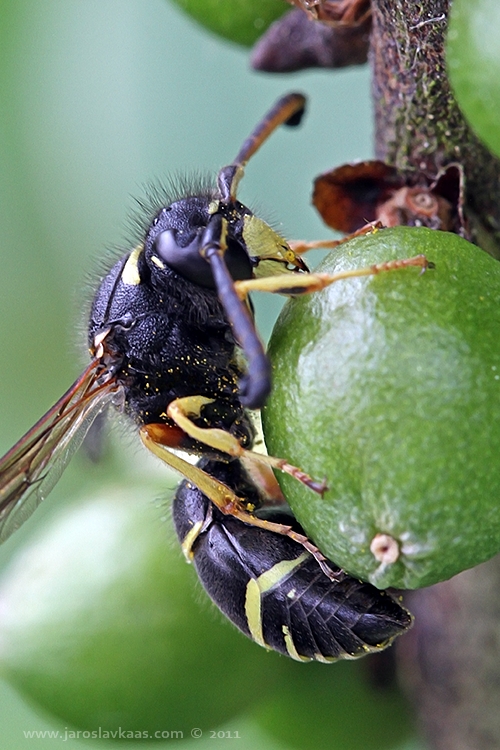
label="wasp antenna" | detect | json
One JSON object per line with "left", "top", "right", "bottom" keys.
{"left": 218, "top": 92, "right": 307, "bottom": 202}
{"left": 283, "top": 96, "right": 306, "bottom": 128}
{"left": 202, "top": 215, "right": 271, "bottom": 409}
{"left": 207, "top": 245, "right": 271, "bottom": 408}
{"left": 233, "top": 93, "right": 306, "bottom": 167}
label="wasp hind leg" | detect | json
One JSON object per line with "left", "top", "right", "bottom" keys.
{"left": 140, "top": 422, "right": 339, "bottom": 582}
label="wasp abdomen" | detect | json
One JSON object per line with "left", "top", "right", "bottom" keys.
{"left": 173, "top": 460, "right": 412, "bottom": 662}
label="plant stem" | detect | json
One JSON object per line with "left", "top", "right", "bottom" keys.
{"left": 371, "top": 0, "right": 500, "bottom": 257}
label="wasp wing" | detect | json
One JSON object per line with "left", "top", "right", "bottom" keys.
{"left": 0, "top": 361, "right": 120, "bottom": 543}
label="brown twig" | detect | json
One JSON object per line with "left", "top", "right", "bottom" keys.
{"left": 371, "top": 0, "right": 500, "bottom": 258}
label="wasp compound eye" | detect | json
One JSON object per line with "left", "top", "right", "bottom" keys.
{"left": 152, "top": 229, "right": 216, "bottom": 286}
{"left": 152, "top": 225, "right": 253, "bottom": 289}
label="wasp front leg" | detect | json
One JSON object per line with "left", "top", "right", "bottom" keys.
{"left": 289, "top": 221, "right": 383, "bottom": 255}
{"left": 235, "top": 253, "right": 430, "bottom": 298}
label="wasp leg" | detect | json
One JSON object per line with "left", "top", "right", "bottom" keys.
{"left": 165, "top": 396, "right": 327, "bottom": 495}
{"left": 140, "top": 424, "right": 339, "bottom": 581}
{"left": 234, "top": 253, "right": 430, "bottom": 298}
{"left": 239, "top": 459, "right": 286, "bottom": 506}
{"left": 289, "top": 221, "right": 383, "bottom": 255}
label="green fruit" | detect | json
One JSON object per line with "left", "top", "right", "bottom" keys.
{"left": 448, "top": 0, "right": 500, "bottom": 158}
{"left": 0, "top": 488, "right": 279, "bottom": 734}
{"left": 263, "top": 226, "right": 500, "bottom": 589}
{"left": 254, "top": 659, "right": 412, "bottom": 750}
{"left": 167, "top": 0, "right": 287, "bottom": 47}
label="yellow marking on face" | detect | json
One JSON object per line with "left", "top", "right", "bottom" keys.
{"left": 245, "top": 553, "right": 308, "bottom": 648}
{"left": 121, "top": 245, "right": 143, "bottom": 285}
{"left": 150, "top": 255, "right": 166, "bottom": 270}
{"left": 181, "top": 520, "right": 204, "bottom": 561}
{"left": 208, "top": 200, "right": 220, "bottom": 215}
{"left": 242, "top": 214, "right": 306, "bottom": 280}
{"left": 243, "top": 215, "right": 287, "bottom": 257}
{"left": 282, "top": 625, "right": 310, "bottom": 662}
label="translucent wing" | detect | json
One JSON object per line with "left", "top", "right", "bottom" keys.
{"left": 0, "top": 360, "right": 120, "bottom": 543}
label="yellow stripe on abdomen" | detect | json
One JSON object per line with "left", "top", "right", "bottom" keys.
{"left": 244, "top": 552, "right": 309, "bottom": 648}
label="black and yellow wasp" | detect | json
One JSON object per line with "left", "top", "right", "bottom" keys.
{"left": 0, "top": 93, "right": 420, "bottom": 661}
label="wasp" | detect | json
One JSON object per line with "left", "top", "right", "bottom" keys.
{"left": 0, "top": 93, "right": 422, "bottom": 659}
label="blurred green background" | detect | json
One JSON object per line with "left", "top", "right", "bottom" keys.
{"left": 0, "top": 1, "right": 424, "bottom": 748}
